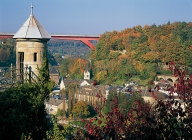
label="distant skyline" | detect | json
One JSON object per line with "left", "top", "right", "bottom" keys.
{"left": 0, "top": 0, "right": 192, "bottom": 35}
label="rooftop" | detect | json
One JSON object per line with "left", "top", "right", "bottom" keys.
{"left": 13, "top": 5, "right": 51, "bottom": 39}
{"left": 50, "top": 66, "right": 59, "bottom": 75}
{"left": 45, "top": 96, "right": 63, "bottom": 106}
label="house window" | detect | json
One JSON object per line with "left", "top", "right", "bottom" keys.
{"left": 34, "top": 53, "right": 37, "bottom": 62}
{"left": 18, "top": 52, "right": 24, "bottom": 82}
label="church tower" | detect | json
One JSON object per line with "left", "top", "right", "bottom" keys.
{"left": 13, "top": 5, "right": 51, "bottom": 78}
{"left": 84, "top": 63, "right": 90, "bottom": 80}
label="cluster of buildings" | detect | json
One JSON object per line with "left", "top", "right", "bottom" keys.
{"left": 46, "top": 65, "right": 177, "bottom": 115}
{"left": 45, "top": 66, "right": 107, "bottom": 115}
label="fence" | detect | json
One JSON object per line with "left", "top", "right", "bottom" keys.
{"left": 0, "top": 64, "right": 39, "bottom": 92}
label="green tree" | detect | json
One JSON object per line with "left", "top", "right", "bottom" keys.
{"left": 59, "top": 58, "right": 70, "bottom": 77}
{"left": 107, "top": 52, "right": 120, "bottom": 60}
{"left": 102, "top": 91, "right": 144, "bottom": 115}
{"left": 56, "top": 109, "right": 63, "bottom": 117}
{"left": 0, "top": 83, "right": 49, "bottom": 140}
{"left": 65, "top": 83, "right": 79, "bottom": 117}
{"left": 46, "top": 116, "right": 75, "bottom": 140}
{"left": 38, "top": 49, "right": 54, "bottom": 100}
{"left": 60, "top": 89, "right": 67, "bottom": 118}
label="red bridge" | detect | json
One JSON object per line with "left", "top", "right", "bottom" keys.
{"left": 0, "top": 33, "right": 100, "bottom": 49}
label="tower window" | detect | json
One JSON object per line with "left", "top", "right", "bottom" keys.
{"left": 34, "top": 53, "right": 37, "bottom": 62}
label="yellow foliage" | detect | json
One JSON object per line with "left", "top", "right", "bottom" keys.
{"left": 141, "top": 51, "right": 159, "bottom": 61}
{"left": 150, "top": 72, "right": 156, "bottom": 77}
{"left": 72, "top": 100, "right": 90, "bottom": 118}
{"left": 134, "top": 62, "right": 144, "bottom": 72}
{"left": 95, "top": 70, "right": 108, "bottom": 81}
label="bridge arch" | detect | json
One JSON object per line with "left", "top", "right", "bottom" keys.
{"left": 167, "top": 78, "right": 173, "bottom": 83}
{"left": 157, "top": 75, "right": 178, "bottom": 86}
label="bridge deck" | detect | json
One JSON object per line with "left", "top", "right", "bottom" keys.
{"left": 0, "top": 33, "right": 100, "bottom": 38}
{"left": 0, "top": 33, "right": 100, "bottom": 49}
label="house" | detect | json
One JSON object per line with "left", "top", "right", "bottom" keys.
{"left": 60, "top": 79, "right": 79, "bottom": 90}
{"left": 49, "top": 66, "right": 60, "bottom": 85}
{"left": 59, "top": 63, "right": 94, "bottom": 90}
{"left": 80, "top": 80, "right": 93, "bottom": 86}
{"left": 45, "top": 95, "right": 63, "bottom": 115}
{"left": 141, "top": 89, "right": 167, "bottom": 105}
{"left": 60, "top": 78, "right": 94, "bottom": 90}
{"left": 74, "top": 85, "right": 108, "bottom": 106}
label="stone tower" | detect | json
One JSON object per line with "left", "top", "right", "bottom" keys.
{"left": 13, "top": 5, "right": 51, "bottom": 78}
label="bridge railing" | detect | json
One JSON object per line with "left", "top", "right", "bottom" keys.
{"left": 0, "top": 64, "right": 39, "bottom": 91}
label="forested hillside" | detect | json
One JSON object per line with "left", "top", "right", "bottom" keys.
{"left": 48, "top": 39, "right": 92, "bottom": 59}
{"left": 91, "top": 22, "right": 192, "bottom": 85}
{"left": 0, "top": 39, "right": 16, "bottom": 66}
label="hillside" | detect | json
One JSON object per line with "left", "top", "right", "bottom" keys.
{"left": 0, "top": 39, "right": 16, "bottom": 67}
{"left": 91, "top": 22, "right": 192, "bottom": 85}
{"left": 48, "top": 39, "right": 95, "bottom": 59}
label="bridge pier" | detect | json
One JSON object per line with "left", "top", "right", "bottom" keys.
{"left": 80, "top": 39, "right": 96, "bottom": 49}
{"left": 51, "top": 35, "right": 99, "bottom": 49}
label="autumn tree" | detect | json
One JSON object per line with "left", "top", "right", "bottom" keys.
{"left": 81, "top": 94, "right": 152, "bottom": 139}
{"left": 58, "top": 57, "right": 89, "bottom": 79}
{"left": 72, "top": 100, "right": 90, "bottom": 118}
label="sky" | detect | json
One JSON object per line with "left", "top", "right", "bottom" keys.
{"left": 0, "top": 0, "right": 192, "bottom": 35}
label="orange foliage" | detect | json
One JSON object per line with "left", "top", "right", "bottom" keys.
{"left": 160, "top": 35, "right": 167, "bottom": 40}
{"left": 188, "top": 22, "right": 192, "bottom": 27}
{"left": 167, "top": 25, "right": 173, "bottom": 32}
{"left": 131, "top": 32, "right": 141, "bottom": 38}
{"left": 143, "top": 24, "right": 149, "bottom": 29}
{"left": 69, "top": 58, "right": 88, "bottom": 74}
{"left": 118, "top": 54, "right": 128, "bottom": 59}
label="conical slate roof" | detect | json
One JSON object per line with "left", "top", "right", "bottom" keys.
{"left": 13, "top": 13, "right": 51, "bottom": 39}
